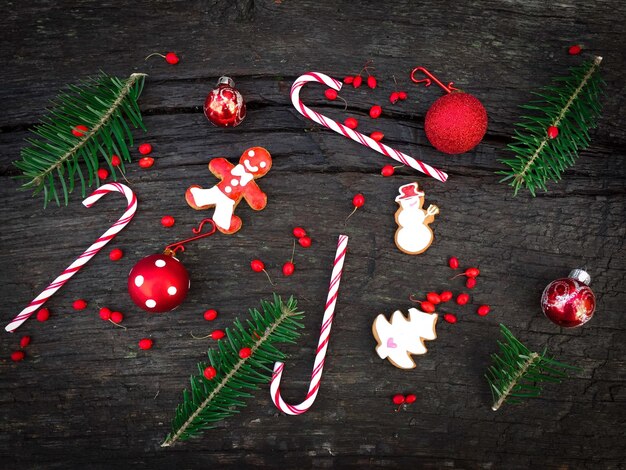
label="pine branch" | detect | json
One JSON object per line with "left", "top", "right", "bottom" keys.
{"left": 162, "top": 295, "right": 304, "bottom": 447}
{"left": 498, "top": 57, "right": 605, "bottom": 196}
{"left": 13, "top": 72, "right": 147, "bottom": 207}
{"left": 486, "top": 324, "right": 579, "bottom": 411}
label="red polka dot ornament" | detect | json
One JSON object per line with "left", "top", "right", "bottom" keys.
{"left": 410, "top": 67, "right": 488, "bottom": 154}
{"left": 128, "top": 219, "right": 218, "bottom": 313}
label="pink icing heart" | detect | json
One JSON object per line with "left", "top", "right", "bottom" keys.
{"left": 386, "top": 338, "right": 397, "bottom": 348}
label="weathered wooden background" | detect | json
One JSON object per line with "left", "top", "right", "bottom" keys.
{"left": 1, "top": 1, "right": 625, "bottom": 468}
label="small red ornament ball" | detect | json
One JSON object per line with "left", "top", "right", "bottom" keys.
{"left": 109, "top": 248, "right": 123, "bottom": 261}
{"left": 138, "top": 338, "right": 153, "bottom": 350}
{"left": 424, "top": 92, "right": 488, "bottom": 154}
{"left": 11, "top": 351, "right": 25, "bottom": 362}
{"left": 541, "top": 269, "right": 596, "bottom": 328}
{"left": 127, "top": 253, "right": 190, "bottom": 313}
{"left": 204, "top": 76, "right": 246, "bottom": 128}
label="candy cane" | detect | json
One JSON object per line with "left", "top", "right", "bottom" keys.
{"left": 291, "top": 72, "right": 448, "bottom": 182}
{"left": 5, "top": 183, "right": 137, "bottom": 333}
{"left": 270, "top": 234, "right": 348, "bottom": 415}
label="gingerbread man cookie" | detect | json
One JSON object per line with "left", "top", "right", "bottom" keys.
{"left": 372, "top": 308, "right": 438, "bottom": 369}
{"left": 185, "top": 147, "right": 272, "bottom": 234}
{"left": 394, "top": 182, "right": 439, "bottom": 255}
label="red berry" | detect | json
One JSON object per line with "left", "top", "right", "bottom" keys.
{"left": 139, "top": 157, "right": 154, "bottom": 168}
{"left": 452, "top": 267, "right": 480, "bottom": 280}
{"left": 109, "top": 248, "right": 123, "bottom": 261}
{"left": 73, "top": 299, "right": 87, "bottom": 310}
{"left": 369, "top": 105, "right": 382, "bottom": 119}
{"left": 568, "top": 44, "right": 582, "bottom": 55}
{"left": 370, "top": 131, "right": 384, "bottom": 142}
{"left": 352, "top": 75, "right": 363, "bottom": 88}
{"left": 413, "top": 300, "right": 435, "bottom": 313}
{"left": 161, "top": 215, "right": 175, "bottom": 227}
{"left": 97, "top": 168, "right": 109, "bottom": 180}
{"left": 99, "top": 307, "right": 112, "bottom": 321}
{"left": 456, "top": 293, "right": 470, "bottom": 305}
{"left": 547, "top": 126, "right": 559, "bottom": 139}
{"left": 211, "top": 330, "right": 225, "bottom": 340}
{"left": 282, "top": 261, "right": 295, "bottom": 276}
{"left": 71, "top": 125, "right": 89, "bottom": 137}
{"left": 343, "top": 76, "right": 354, "bottom": 84}
{"left": 298, "top": 236, "right": 312, "bottom": 248}
{"left": 36, "top": 308, "right": 50, "bottom": 322}
{"left": 138, "top": 338, "right": 153, "bottom": 350}
{"left": 138, "top": 143, "right": 152, "bottom": 155}
{"left": 20, "top": 336, "right": 31, "bottom": 348}
{"left": 111, "top": 155, "right": 121, "bottom": 166}
{"left": 426, "top": 292, "right": 442, "bottom": 305}
{"left": 440, "top": 291, "right": 453, "bottom": 302}
{"left": 443, "top": 313, "right": 458, "bottom": 324}
{"left": 110, "top": 311, "right": 124, "bottom": 323}
{"left": 405, "top": 393, "right": 417, "bottom": 404}
{"left": 392, "top": 394, "right": 405, "bottom": 405}
{"left": 203, "top": 366, "right": 217, "bottom": 380}
{"left": 389, "top": 92, "right": 400, "bottom": 104}
{"left": 324, "top": 89, "right": 338, "bottom": 100}
{"left": 239, "top": 347, "right": 252, "bottom": 359}
{"left": 292, "top": 227, "right": 307, "bottom": 238}
{"left": 11, "top": 351, "right": 25, "bottom": 362}
{"left": 165, "top": 52, "right": 179, "bottom": 64}
{"left": 367, "top": 76, "right": 377, "bottom": 89}
{"left": 398, "top": 91, "right": 408, "bottom": 100}
{"left": 477, "top": 305, "right": 491, "bottom": 316}
{"left": 251, "top": 259, "right": 265, "bottom": 272}
{"left": 352, "top": 194, "right": 365, "bottom": 208}
{"left": 466, "top": 278, "right": 477, "bottom": 289}
{"left": 344, "top": 117, "right": 358, "bottom": 129}
{"left": 381, "top": 165, "right": 395, "bottom": 177}
{"left": 448, "top": 257, "right": 459, "bottom": 269}
{"left": 203, "top": 309, "right": 218, "bottom": 321}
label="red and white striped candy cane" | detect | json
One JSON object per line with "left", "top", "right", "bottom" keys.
{"left": 5, "top": 183, "right": 137, "bottom": 333}
{"left": 270, "top": 234, "right": 348, "bottom": 415}
{"left": 290, "top": 72, "right": 448, "bottom": 183}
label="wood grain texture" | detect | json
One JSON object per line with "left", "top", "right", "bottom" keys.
{"left": 1, "top": 0, "right": 624, "bottom": 468}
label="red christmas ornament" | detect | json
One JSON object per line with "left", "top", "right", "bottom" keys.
{"left": 411, "top": 67, "right": 487, "bottom": 154}
{"left": 128, "top": 219, "right": 217, "bottom": 313}
{"left": 204, "top": 76, "right": 246, "bottom": 128}
{"left": 541, "top": 269, "right": 596, "bottom": 328}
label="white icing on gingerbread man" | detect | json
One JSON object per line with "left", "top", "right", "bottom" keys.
{"left": 394, "top": 182, "right": 439, "bottom": 255}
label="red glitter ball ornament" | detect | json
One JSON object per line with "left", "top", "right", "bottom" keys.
{"left": 425, "top": 92, "right": 488, "bottom": 154}
{"left": 127, "top": 253, "right": 190, "bottom": 313}
{"left": 204, "top": 76, "right": 246, "bottom": 128}
{"left": 541, "top": 269, "right": 596, "bottom": 328}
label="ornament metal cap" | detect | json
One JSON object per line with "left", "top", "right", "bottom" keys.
{"left": 568, "top": 268, "right": 591, "bottom": 285}
{"left": 216, "top": 76, "right": 235, "bottom": 87}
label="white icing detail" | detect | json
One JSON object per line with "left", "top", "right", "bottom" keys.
{"left": 394, "top": 182, "right": 439, "bottom": 255}
{"left": 248, "top": 150, "right": 255, "bottom": 157}
{"left": 373, "top": 308, "right": 438, "bottom": 369}
{"left": 188, "top": 186, "right": 235, "bottom": 230}
{"left": 225, "top": 186, "right": 232, "bottom": 193}
{"left": 134, "top": 275, "right": 144, "bottom": 287}
{"left": 231, "top": 164, "right": 254, "bottom": 186}
{"left": 155, "top": 259, "right": 166, "bottom": 267}
{"left": 243, "top": 159, "right": 259, "bottom": 172}
{"left": 260, "top": 161, "right": 267, "bottom": 168}
{"left": 231, "top": 179, "right": 239, "bottom": 186}
{"left": 167, "top": 286, "right": 177, "bottom": 295}
{"left": 146, "top": 299, "right": 157, "bottom": 308}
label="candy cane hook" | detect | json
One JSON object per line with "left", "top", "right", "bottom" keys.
{"left": 5, "top": 183, "right": 137, "bottom": 332}
{"left": 290, "top": 72, "right": 448, "bottom": 182}
{"left": 270, "top": 234, "right": 348, "bottom": 415}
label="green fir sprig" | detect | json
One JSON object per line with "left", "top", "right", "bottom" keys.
{"left": 486, "top": 324, "right": 579, "bottom": 411}
{"left": 14, "top": 72, "right": 147, "bottom": 207}
{"left": 498, "top": 57, "right": 604, "bottom": 196}
{"left": 162, "top": 295, "right": 304, "bottom": 447}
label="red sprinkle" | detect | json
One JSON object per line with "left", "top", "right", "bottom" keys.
{"left": 392, "top": 394, "right": 405, "bottom": 405}
{"left": 298, "top": 236, "right": 312, "bottom": 248}
{"left": 36, "top": 308, "right": 50, "bottom": 322}
{"left": 456, "top": 293, "right": 470, "bottom": 305}
{"left": 165, "top": 52, "right": 179, "bottom": 64}
{"left": 443, "top": 313, "right": 458, "bottom": 324}
{"left": 203, "top": 366, "right": 217, "bottom": 380}
{"left": 139, "top": 157, "right": 154, "bottom": 168}
{"left": 389, "top": 92, "right": 400, "bottom": 104}
{"left": 344, "top": 117, "right": 358, "bottom": 129}
{"left": 238, "top": 347, "right": 252, "bottom": 359}
{"left": 282, "top": 261, "right": 295, "bottom": 276}
{"left": 381, "top": 165, "right": 395, "bottom": 177}
{"left": 369, "top": 105, "right": 382, "bottom": 119}
{"left": 111, "top": 155, "right": 122, "bottom": 167}
{"left": 568, "top": 44, "right": 582, "bottom": 55}
{"left": 292, "top": 227, "right": 307, "bottom": 238}
{"left": 370, "top": 131, "right": 384, "bottom": 142}
{"left": 20, "top": 336, "right": 31, "bottom": 348}
{"left": 547, "top": 126, "right": 559, "bottom": 139}
{"left": 250, "top": 259, "right": 265, "bottom": 272}
{"left": 466, "top": 278, "right": 477, "bottom": 289}
{"left": 110, "top": 311, "right": 124, "bottom": 323}
{"left": 448, "top": 257, "right": 459, "bottom": 269}
{"left": 352, "top": 76, "right": 363, "bottom": 88}
{"left": 71, "top": 125, "right": 89, "bottom": 137}
{"left": 138, "top": 338, "right": 153, "bottom": 350}
{"left": 477, "top": 305, "right": 491, "bottom": 316}
{"left": 211, "top": 330, "right": 225, "bottom": 340}
{"left": 11, "top": 351, "right": 25, "bottom": 362}
{"left": 99, "top": 307, "right": 112, "bottom": 321}
{"left": 73, "top": 299, "right": 87, "bottom": 310}
{"left": 97, "top": 168, "right": 109, "bottom": 180}
{"left": 343, "top": 76, "right": 354, "bottom": 84}
{"left": 405, "top": 393, "right": 417, "bottom": 404}
{"left": 367, "top": 76, "right": 377, "bottom": 89}
{"left": 440, "top": 291, "right": 453, "bottom": 302}
{"left": 426, "top": 292, "right": 442, "bottom": 305}
{"left": 324, "top": 89, "right": 338, "bottom": 100}
{"left": 109, "top": 248, "right": 123, "bottom": 261}
{"left": 138, "top": 143, "right": 153, "bottom": 155}
{"left": 161, "top": 215, "right": 176, "bottom": 227}
{"left": 203, "top": 309, "right": 218, "bottom": 321}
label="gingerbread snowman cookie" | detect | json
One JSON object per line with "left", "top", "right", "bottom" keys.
{"left": 185, "top": 147, "right": 272, "bottom": 234}
{"left": 394, "top": 182, "right": 439, "bottom": 255}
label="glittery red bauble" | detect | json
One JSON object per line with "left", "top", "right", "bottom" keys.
{"left": 424, "top": 92, "right": 488, "bottom": 154}
{"left": 127, "top": 253, "right": 190, "bottom": 313}
{"left": 541, "top": 269, "right": 596, "bottom": 328}
{"left": 204, "top": 76, "right": 246, "bottom": 127}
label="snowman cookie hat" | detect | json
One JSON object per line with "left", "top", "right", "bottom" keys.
{"left": 395, "top": 182, "right": 425, "bottom": 202}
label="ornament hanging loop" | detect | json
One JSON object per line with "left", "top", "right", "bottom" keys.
{"left": 410, "top": 67, "right": 459, "bottom": 94}
{"left": 164, "top": 218, "right": 217, "bottom": 256}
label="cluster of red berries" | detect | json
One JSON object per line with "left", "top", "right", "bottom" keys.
{"left": 202, "top": 346, "right": 253, "bottom": 381}
{"left": 410, "top": 257, "right": 490, "bottom": 324}
{"left": 250, "top": 227, "right": 313, "bottom": 282}
{"left": 9, "top": 335, "right": 31, "bottom": 362}
{"left": 392, "top": 393, "right": 417, "bottom": 412}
